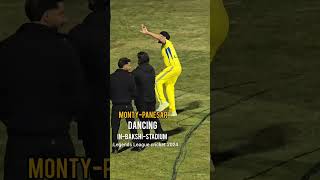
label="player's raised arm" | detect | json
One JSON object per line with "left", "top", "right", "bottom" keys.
{"left": 140, "top": 24, "right": 166, "bottom": 44}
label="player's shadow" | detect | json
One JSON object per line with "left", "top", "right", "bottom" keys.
{"left": 212, "top": 123, "right": 293, "bottom": 165}
{"left": 177, "top": 101, "right": 201, "bottom": 114}
{"left": 148, "top": 127, "right": 186, "bottom": 144}
{"left": 165, "top": 127, "right": 185, "bottom": 137}
{"left": 118, "top": 146, "right": 131, "bottom": 153}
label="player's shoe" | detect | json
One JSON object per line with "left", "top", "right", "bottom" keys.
{"left": 168, "top": 111, "right": 178, "bottom": 117}
{"left": 156, "top": 102, "right": 169, "bottom": 112}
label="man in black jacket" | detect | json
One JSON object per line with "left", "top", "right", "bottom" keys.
{"left": 132, "top": 52, "right": 166, "bottom": 144}
{"left": 68, "top": 0, "right": 110, "bottom": 179}
{"left": 0, "top": 0, "right": 86, "bottom": 179}
{"left": 110, "top": 58, "right": 139, "bottom": 153}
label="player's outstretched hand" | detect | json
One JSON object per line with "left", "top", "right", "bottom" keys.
{"left": 140, "top": 24, "right": 149, "bottom": 34}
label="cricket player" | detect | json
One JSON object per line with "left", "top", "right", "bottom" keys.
{"left": 140, "top": 24, "right": 182, "bottom": 116}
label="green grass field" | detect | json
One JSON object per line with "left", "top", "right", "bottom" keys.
{"left": 0, "top": 0, "right": 211, "bottom": 180}
{"left": 213, "top": 0, "right": 320, "bottom": 179}
{"left": 110, "top": 0, "right": 210, "bottom": 179}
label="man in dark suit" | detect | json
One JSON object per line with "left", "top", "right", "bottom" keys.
{"left": 132, "top": 52, "right": 167, "bottom": 145}
{"left": 68, "top": 0, "right": 110, "bottom": 179}
{"left": 110, "top": 58, "right": 141, "bottom": 153}
{"left": 0, "top": 0, "right": 86, "bottom": 179}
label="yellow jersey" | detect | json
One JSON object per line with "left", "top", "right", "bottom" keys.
{"left": 161, "top": 40, "right": 181, "bottom": 67}
{"left": 211, "top": 0, "right": 229, "bottom": 60}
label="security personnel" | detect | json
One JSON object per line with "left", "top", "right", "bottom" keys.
{"left": 132, "top": 52, "right": 167, "bottom": 144}
{"left": 68, "top": 0, "right": 110, "bottom": 179}
{"left": 110, "top": 58, "right": 139, "bottom": 153}
{"left": 0, "top": 0, "right": 86, "bottom": 179}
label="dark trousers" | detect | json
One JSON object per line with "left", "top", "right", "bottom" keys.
{"left": 4, "top": 134, "right": 75, "bottom": 180}
{"left": 111, "top": 104, "right": 138, "bottom": 145}
{"left": 136, "top": 102, "right": 164, "bottom": 142}
{"left": 82, "top": 136, "right": 109, "bottom": 180}
{"left": 79, "top": 107, "right": 110, "bottom": 180}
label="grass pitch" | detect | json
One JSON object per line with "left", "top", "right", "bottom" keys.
{"left": 213, "top": 0, "right": 320, "bottom": 179}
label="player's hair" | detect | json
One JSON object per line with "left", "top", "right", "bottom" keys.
{"left": 160, "top": 31, "right": 170, "bottom": 40}
{"left": 25, "top": 0, "right": 64, "bottom": 21}
{"left": 137, "top": 51, "right": 149, "bottom": 65}
{"left": 118, "top": 57, "right": 131, "bottom": 68}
